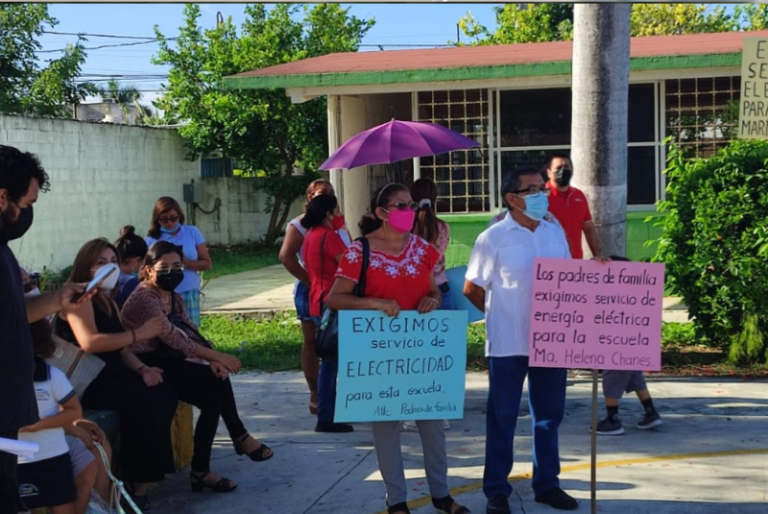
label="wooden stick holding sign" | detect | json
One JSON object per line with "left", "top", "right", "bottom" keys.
{"left": 529, "top": 258, "right": 665, "bottom": 514}
{"left": 334, "top": 310, "right": 468, "bottom": 423}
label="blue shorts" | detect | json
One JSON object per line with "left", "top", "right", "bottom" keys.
{"left": 294, "top": 282, "right": 312, "bottom": 322}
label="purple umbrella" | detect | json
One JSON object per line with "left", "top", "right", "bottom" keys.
{"left": 320, "top": 119, "right": 480, "bottom": 170}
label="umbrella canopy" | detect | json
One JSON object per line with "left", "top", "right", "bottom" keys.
{"left": 320, "top": 119, "right": 480, "bottom": 170}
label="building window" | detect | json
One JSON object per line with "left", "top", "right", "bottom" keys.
{"left": 499, "top": 88, "right": 571, "bottom": 148}
{"left": 665, "top": 76, "right": 740, "bottom": 159}
{"left": 417, "top": 89, "right": 490, "bottom": 213}
{"left": 496, "top": 83, "right": 659, "bottom": 206}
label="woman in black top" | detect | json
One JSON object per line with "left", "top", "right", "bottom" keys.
{"left": 56, "top": 238, "right": 176, "bottom": 510}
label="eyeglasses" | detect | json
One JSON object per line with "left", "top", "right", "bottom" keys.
{"left": 158, "top": 215, "right": 180, "bottom": 224}
{"left": 387, "top": 201, "right": 418, "bottom": 212}
{"left": 153, "top": 266, "right": 184, "bottom": 275}
{"left": 513, "top": 186, "right": 550, "bottom": 196}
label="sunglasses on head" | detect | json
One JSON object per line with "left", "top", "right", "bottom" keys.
{"left": 387, "top": 201, "right": 418, "bottom": 212}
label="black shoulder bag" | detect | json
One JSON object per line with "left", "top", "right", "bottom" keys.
{"left": 152, "top": 294, "right": 213, "bottom": 363}
{"left": 315, "top": 236, "right": 370, "bottom": 361}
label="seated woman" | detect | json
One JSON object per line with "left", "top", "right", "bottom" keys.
{"left": 327, "top": 183, "right": 469, "bottom": 514}
{"left": 121, "top": 241, "right": 273, "bottom": 494}
{"left": 56, "top": 238, "right": 177, "bottom": 510}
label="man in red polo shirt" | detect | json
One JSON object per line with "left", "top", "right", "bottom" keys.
{"left": 544, "top": 154, "right": 604, "bottom": 260}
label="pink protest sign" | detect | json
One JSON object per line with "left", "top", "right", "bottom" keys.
{"left": 529, "top": 258, "right": 666, "bottom": 371}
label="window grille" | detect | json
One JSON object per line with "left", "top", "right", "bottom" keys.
{"left": 417, "top": 89, "right": 490, "bottom": 213}
{"left": 665, "top": 76, "right": 740, "bottom": 159}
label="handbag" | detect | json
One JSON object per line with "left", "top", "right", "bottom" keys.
{"left": 152, "top": 294, "right": 214, "bottom": 363}
{"left": 315, "top": 236, "right": 369, "bottom": 360}
{"left": 47, "top": 317, "right": 106, "bottom": 400}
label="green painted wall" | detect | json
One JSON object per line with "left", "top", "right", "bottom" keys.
{"left": 442, "top": 211, "right": 664, "bottom": 268}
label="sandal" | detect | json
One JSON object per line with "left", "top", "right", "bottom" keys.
{"left": 234, "top": 434, "right": 274, "bottom": 462}
{"left": 190, "top": 471, "right": 237, "bottom": 493}
{"left": 432, "top": 495, "right": 470, "bottom": 514}
{"left": 387, "top": 501, "right": 411, "bottom": 514}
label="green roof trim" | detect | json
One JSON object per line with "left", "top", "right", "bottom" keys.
{"left": 223, "top": 52, "right": 741, "bottom": 91}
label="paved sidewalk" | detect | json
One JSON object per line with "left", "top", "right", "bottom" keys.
{"left": 201, "top": 267, "right": 692, "bottom": 323}
{"left": 146, "top": 372, "right": 768, "bottom": 514}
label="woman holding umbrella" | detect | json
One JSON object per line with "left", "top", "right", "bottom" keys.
{"left": 327, "top": 183, "right": 469, "bottom": 514}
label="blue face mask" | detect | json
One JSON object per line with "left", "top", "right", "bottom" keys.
{"left": 521, "top": 192, "right": 548, "bottom": 221}
{"left": 160, "top": 223, "right": 180, "bottom": 234}
{"left": 129, "top": 271, "right": 139, "bottom": 278}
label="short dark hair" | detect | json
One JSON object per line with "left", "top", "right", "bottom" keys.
{"left": 501, "top": 168, "right": 542, "bottom": 196}
{"left": 0, "top": 145, "right": 50, "bottom": 200}
{"left": 29, "top": 319, "right": 56, "bottom": 359}
{"left": 300, "top": 194, "right": 338, "bottom": 230}
{"left": 547, "top": 153, "right": 572, "bottom": 170}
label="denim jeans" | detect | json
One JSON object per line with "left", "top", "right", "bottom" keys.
{"left": 438, "top": 282, "right": 457, "bottom": 311}
{"left": 482, "top": 356, "right": 567, "bottom": 498}
{"left": 317, "top": 359, "right": 338, "bottom": 423}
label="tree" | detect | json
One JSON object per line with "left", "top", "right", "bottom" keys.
{"left": 98, "top": 79, "right": 155, "bottom": 124}
{"left": 570, "top": 5, "right": 632, "bottom": 259}
{"left": 455, "top": 4, "right": 768, "bottom": 45}
{"left": 0, "top": 4, "right": 97, "bottom": 117}
{"left": 153, "top": 4, "right": 374, "bottom": 245}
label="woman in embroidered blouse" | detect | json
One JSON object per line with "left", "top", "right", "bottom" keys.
{"left": 326, "top": 183, "right": 469, "bottom": 514}
{"left": 121, "top": 241, "right": 273, "bottom": 494}
{"left": 279, "top": 179, "right": 350, "bottom": 415}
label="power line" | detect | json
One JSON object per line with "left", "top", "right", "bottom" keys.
{"left": 43, "top": 30, "right": 159, "bottom": 40}
{"left": 38, "top": 39, "right": 175, "bottom": 53}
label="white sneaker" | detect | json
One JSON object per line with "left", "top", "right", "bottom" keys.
{"left": 442, "top": 420, "right": 451, "bottom": 430}
{"left": 401, "top": 421, "right": 417, "bottom": 431}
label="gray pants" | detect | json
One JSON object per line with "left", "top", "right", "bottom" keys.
{"left": 371, "top": 420, "right": 449, "bottom": 506}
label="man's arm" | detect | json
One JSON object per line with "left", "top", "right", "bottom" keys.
{"left": 463, "top": 280, "right": 485, "bottom": 313}
{"left": 25, "top": 282, "right": 88, "bottom": 323}
{"left": 583, "top": 221, "right": 603, "bottom": 259}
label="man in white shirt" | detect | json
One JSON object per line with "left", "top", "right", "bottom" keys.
{"left": 464, "top": 167, "right": 577, "bottom": 513}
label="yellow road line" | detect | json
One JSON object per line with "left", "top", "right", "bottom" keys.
{"left": 373, "top": 447, "right": 768, "bottom": 514}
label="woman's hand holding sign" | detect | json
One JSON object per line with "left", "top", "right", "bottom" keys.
{"left": 377, "top": 299, "right": 401, "bottom": 317}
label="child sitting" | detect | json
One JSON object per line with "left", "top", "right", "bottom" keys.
{"left": 17, "top": 319, "right": 82, "bottom": 514}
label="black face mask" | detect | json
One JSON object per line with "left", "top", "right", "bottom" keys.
{"left": 553, "top": 167, "right": 573, "bottom": 187}
{"left": 156, "top": 269, "right": 184, "bottom": 292}
{"left": 0, "top": 205, "right": 33, "bottom": 243}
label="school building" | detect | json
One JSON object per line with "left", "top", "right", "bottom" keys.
{"left": 225, "top": 30, "right": 767, "bottom": 262}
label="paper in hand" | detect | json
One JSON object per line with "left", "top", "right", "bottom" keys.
{"left": 0, "top": 438, "right": 39, "bottom": 460}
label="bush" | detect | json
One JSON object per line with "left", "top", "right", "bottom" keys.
{"left": 654, "top": 139, "right": 768, "bottom": 364}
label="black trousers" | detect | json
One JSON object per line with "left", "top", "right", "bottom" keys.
{"left": 0, "top": 429, "right": 26, "bottom": 514}
{"left": 142, "top": 356, "right": 248, "bottom": 473}
{"left": 83, "top": 370, "right": 178, "bottom": 483}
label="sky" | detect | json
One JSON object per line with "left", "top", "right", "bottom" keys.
{"left": 39, "top": 3, "right": 502, "bottom": 105}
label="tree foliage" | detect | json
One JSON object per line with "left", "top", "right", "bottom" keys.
{"left": 455, "top": 4, "right": 768, "bottom": 45}
{"left": 654, "top": 139, "right": 768, "bottom": 364}
{"left": 0, "top": 4, "right": 97, "bottom": 117}
{"left": 154, "top": 4, "right": 373, "bottom": 245}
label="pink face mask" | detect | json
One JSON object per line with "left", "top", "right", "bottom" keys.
{"left": 385, "top": 208, "right": 416, "bottom": 233}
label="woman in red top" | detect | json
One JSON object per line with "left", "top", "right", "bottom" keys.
{"left": 327, "top": 183, "right": 469, "bottom": 514}
{"left": 300, "top": 194, "right": 352, "bottom": 433}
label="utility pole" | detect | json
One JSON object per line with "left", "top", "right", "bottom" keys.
{"left": 570, "top": 4, "right": 631, "bottom": 258}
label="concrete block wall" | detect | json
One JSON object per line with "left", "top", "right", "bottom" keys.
{"left": 1, "top": 114, "right": 199, "bottom": 271}
{"left": 193, "top": 177, "right": 303, "bottom": 247}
